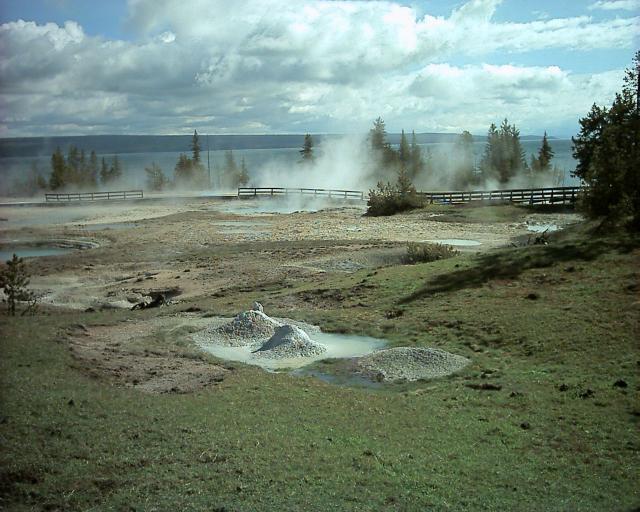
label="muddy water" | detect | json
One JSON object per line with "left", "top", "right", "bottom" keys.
{"left": 198, "top": 331, "right": 386, "bottom": 371}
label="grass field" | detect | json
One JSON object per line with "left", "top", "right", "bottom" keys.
{"left": 1, "top": 219, "right": 639, "bottom": 511}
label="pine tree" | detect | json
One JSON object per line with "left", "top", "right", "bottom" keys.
{"left": 299, "top": 134, "right": 314, "bottom": 162}
{"left": 174, "top": 153, "right": 193, "bottom": 185}
{"left": 100, "top": 157, "right": 109, "bottom": 185}
{"left": 238, "top": 157, "right": 250, "bottom": 186}
{"left": 223, "top": 150, "right": 238, "bottom": 187}
{"left": 409, "top": 131, "right": 423, "bottom": 180}
{"left": 398, "top": 129, "right": 410, "bottom": 168}
{"left": 191, "top": 130, "right": 201, "bottom": 164}
{"left": 537, "top": 131, "right": 554, "bottom": 171}
{"left": 453, "top": 130, "right": 475, "bottom": 189}
{"left": 49, "top": 147, "right": 66, "bottom": 190}
{"left": 480, "top": 119, "right": 525, "bottom": 184}
{"left": 370, "top": 117, "right": 387, "bottom": 151}
{"left": 145, "top": 162, "right": 167, "bottom": 191}
{"left": 88, "top": 150, "right": 98, "bottom": 187}
{"left": 0, "top": 254, "right": 35, "bottom": 316}
{"left": 112, "top": 155, "right": 123, "bottom": 182}
{"left": 572, "top": 51, "right": 640, "bottom": 228}
{"left": 67, "top": 146, "right": 80, "bottom": 184}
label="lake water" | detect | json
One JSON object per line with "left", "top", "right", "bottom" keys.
{"left": 0, "top": 138, "right": 578, "bottom": 195}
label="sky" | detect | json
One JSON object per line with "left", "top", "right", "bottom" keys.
{"left": 0, "top": 0, "right": 638, "bottom": 138}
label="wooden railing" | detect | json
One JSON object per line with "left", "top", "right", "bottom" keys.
{"left": 45, "top": 190, "right": 144, "bottom": 202}
{"left": 238, "top": 187, "right": 365, "bottom": 200}
{"left": 417, "top": 186, "right": 582, "bottom": 205}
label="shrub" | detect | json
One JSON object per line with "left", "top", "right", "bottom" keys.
{"left": 404, "top": 243, "right": 459, "bottom": 264}
{"left": 366, "top": 167, "right": 424, "bottom": 216}
{"left": 0, "top": 254, "right": 37, "bottom": 316}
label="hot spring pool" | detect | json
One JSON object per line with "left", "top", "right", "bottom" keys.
{"left": 199, "top": 331, "right": 387, "bottom": 371}
{"left": 0, "top": 245, "right": 75, "bottom": 261}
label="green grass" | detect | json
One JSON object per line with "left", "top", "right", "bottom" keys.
{"left": 1, "top": 224, "right": 639, "bottom": 511}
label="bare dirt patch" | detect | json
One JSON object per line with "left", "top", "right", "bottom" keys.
{"left": 67, "top": 317, "right": 228, "bottom": 393}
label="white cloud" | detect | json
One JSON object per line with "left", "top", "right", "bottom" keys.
{"left": 0, "top": 1, "right": 636, "bottom": 136}
{"left": 589, "top": 0, "right": 640, "bottom": 10}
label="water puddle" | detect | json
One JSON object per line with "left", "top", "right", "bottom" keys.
{"left": 199, "top": 331, "right": 386, "bottom": 371}
{"left": 426, "top": 239, "right": 482, "bottom": 247}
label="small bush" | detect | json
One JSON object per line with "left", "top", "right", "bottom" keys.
{"left": 404, "top": 243, "right": 459, "bottom": 264}
{"left": 366, "top": 179, "right": 424, "bottom": 217}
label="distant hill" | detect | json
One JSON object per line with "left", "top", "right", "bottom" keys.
{"left": 0, "top": 132, "right": 553, "bottom": 158}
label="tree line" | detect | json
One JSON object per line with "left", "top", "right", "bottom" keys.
{"left": 48, "top": 146, "right": 123, "bottom": 190}
{"left": 367, "top": 116, "right": 560, "bottom": 190}
{"left": 146, "top": 130, "right": 250, "bottom": 191}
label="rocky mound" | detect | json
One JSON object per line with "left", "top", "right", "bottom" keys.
{"left": 253, "top": 325, "right": 327, "bottom": 359}
{"left": 213, "top": 310, "right": 282, "bottom": 346}
{"left": 357, "top": 347, "right": 469, "bottom": 382}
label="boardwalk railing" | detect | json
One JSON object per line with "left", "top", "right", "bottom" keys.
{"left": 238, "top": 187, "right": 365, "bottom": 200}
{"left": 418, "top": 186, "right": 582, "bottom": 205}
{"left": 45, "top": 190, "right": 144, "bottom": 203}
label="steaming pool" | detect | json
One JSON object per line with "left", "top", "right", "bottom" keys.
{"left": 199, "top": 331, "right": 387, "bottom": 371}
{"left": 0, "top": 246, "right": 75, "bottom": 261}
{"left": 0, "top": 239, "right": 99, "bottom": 261}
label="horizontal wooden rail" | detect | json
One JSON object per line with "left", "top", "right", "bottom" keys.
{"left": 417, "top": 186, "right": 583, "bottom": 205}
{"left": 45, "top": 190, "right": 144, "bottom": 202}
{"left": 238, "top": 187, "right": 365, "bottom": 200}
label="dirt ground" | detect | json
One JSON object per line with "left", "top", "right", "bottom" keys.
{"left": 0, "top": 195, "right": 581, "bottom": 392}
{"left": 0, "top": 196, "right": 581, "bottom": 310}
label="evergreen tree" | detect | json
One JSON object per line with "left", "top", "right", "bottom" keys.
{"left": 67, "top": 146, "right": 80, "bottom": 184}
{"left": 49, "top": 146, "right": 66, "bottom": 190}
{"left": 145, "top": 162, "right": 167, "bottom": 191}
{"left": 409, "top": 130, "right": 424, "bottom": 180}
{"left": 222, "top": 150, "right": 238, "bottom": 188}
{"left": 452, "top": 130, "right": 475, "bottom": 189}
{"left": 370, "top": 117, "right": 387, "bottom": 151}
{"left": 88, "top": 150, "right": 98, "bottom": 187}
{"left": 369, "top": 116, "right": 397, "bottom": 177}
{"left": 238, "top": 157, "right": 250, "bottom": 186}
{"left": 100, "top": 157, "right": 109, "bottom": 185}
{"left": 112, "top": 155, "right": 123, "bottom": 182}
{"left": 0, "top": 254, "right": 36, "bottom": 316}
{"left": 572, "top": 51, "right": 640, "bottom": 228}
{"left": 537, "top": 131, "right": 554, "bottom": 171}
{"left": 299, "top": 134, "right": 314, "bottom": 162}
{"left": 191, "top": 129, "right": 201, "bottom": 164}
{"left": 398, "top": 130, "right": 410, "bottom": 168}
{"left": 422, "top": 147, "right": 434, "bottom": 178}
{"left": 480, "top": 119, "right": 525, "bottom": 184}
{"left": 174, "top": 153, "right": 193, "bottom": 185}
{"left": 79, "top": 149, "right": 87, "bottom": 185}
